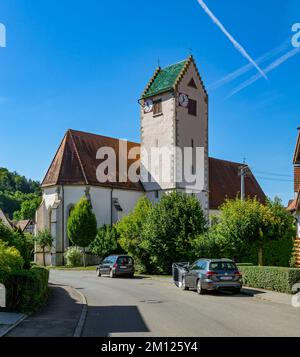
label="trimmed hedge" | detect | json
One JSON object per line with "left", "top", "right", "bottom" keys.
{"left": 239, "top": 266, "right": 300, "bottom": 294}
{"left": 0, "top": 266, "right": 49, "bottom": 312}
{"left": 237, "top": 263, "right": 253, "bottom": 267}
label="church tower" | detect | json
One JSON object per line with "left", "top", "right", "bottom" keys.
{"left": 140, "top": 56, "right": 209, "bottom": 213}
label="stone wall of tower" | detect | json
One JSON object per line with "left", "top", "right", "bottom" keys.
{"left": 175, "top": 61, "right": 209, "bottom": 212}
{"left": 141, "top": 92, "right": 177, "bottom": 192}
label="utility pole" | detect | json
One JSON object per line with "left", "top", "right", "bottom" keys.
{"left": 239, "top": 159, "right": 250, "bottom": 201}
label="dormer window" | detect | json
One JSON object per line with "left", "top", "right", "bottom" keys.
{"left": 153, "top": 99, "right": 162, "bottom": 116}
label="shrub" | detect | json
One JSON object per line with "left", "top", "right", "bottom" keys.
{"left": 0, "top": 222, "right": 32, "bottom": 268}
{"left": 0, "top": 240, "right": 24, "bottom": 273}
{"left": 64, "top": 246, "right": 82, "bottom": 267}
{"left": 89, "top": 225, "right": 123, "bottom": 259}
{"left": 0, "top": 266, "right": 49, "bottom": 312}
{"left": 239, "top": 266, "right": 300, "bottom": 294}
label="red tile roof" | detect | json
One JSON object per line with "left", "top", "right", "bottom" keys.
{"left": 209, "top": 157, "right": 266, "bottom": 210}
{"left": 42, "top": 130, "right": 266, "bottom": 209}
{"left": 42, "top": 129, "right": 144, "bottom": 191}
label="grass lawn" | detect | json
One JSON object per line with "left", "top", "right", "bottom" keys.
{"left": 47, "top": 266, "right": 97, "bottom": 271}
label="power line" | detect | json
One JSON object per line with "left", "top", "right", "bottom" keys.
{"left": 256, "top": 176, "right": 293, "bottom": 183}
{"left": 252, "top": 170, "right": 292, "bottom": 178}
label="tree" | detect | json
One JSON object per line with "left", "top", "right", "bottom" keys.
{"left": 35, "top": 229, "right": 53, "bottom": 266}
{"left": 13, "top": 195, "right": 42, "bottom": 220}
{"left": 117, "top": 196, "right": 153, "bottom": 273}
{"left": 141, "top": 192, "right": 207, "bottom": 274}
{"left": 67, "top": 197, "right": 97, "bottom": 267}
{"left": 89, "top": 225, "right": 123, "bottom": 259}
{"left": 214, "top": 197, "right": 295, "bottom": 266}
{"left": 0, "top": 167, "right": 41, "bottom": 219}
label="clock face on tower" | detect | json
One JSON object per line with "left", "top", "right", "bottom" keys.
{"left": 143, "top": 99, "right": 153, "bottom": 113}
{"left": 178, "top": 93, "right": 189, "bottom": 108}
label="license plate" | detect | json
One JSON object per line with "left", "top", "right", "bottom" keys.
{"left": 120, "top": 266, "right": 127, "bottom": 269}
{"left": 220, "top": 276, "right": 233, "bottom": 281}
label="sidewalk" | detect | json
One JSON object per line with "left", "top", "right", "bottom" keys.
{"left": 4, "top": 283, "right": 85, "bottom": 337}
{"left": 241, "top": 286, "right": 295, "bottom": 306}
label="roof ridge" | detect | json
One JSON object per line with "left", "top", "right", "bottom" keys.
{"left": 68, "top": 129, "right": 140, "bottom": 146}
{"left": 209, "top": 156, "right": 244, "bottom": 166}
{"left": 162, "top": 58, "right": 188, "bottom": 70}
{"left": 68, "top": 129, "right": 89, "bottom": 185}
{"left": 41, "top": 132, "right": 68, "bottom": 187}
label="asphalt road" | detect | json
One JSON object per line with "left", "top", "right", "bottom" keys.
{"left": 50, "top": 270, "right": 300, "bottom": 337}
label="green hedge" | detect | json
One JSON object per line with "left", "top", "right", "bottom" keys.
{"left": 239, "top": 266, "right": 300, "bottom": 294}
{"left": 237, "top": 263, "right": 253, "bottom": 267}
{"left": 0, "top": 266, "right": 49, "bottom": 312}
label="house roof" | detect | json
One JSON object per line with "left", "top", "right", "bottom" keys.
{"left": 15, "top": 220, "right": 32, "bottom": 232}
{"left": 293, "top": 130, "right": 300, "bottom": 164}
{"left": 42, "top": 130, "right": 266, "bottom": 210}
{"left": 0, "top": 208, "right": 13, "bottom": 229}
{"left": 42, "top": 129, "right": 144, "bottom": 191}
{"left": 209, "top": 157, "right": 266, "bottom": 210}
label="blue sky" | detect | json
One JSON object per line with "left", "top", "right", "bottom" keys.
{"left": 0, "top": 0, "right": 299, "bottom": 204}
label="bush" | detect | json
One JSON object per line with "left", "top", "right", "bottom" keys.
{"left": 0, "top": 266, "right": 49, "bottom": 312}
{"left": 64, "top": 246, "right": 82, "bottom": 267}
{"left": 0, "top": 240, "right": 24, "bottom": 273}
{"left": 0, "top": 222, "right": 32, "bottom": 268}
{"left": 239, "top": 266, "right": 300, "bottom": 294}
{"left": 89, "top": 225, "right": 123, "bottom": 259}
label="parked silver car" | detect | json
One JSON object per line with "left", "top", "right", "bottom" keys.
{"left": 173, "top": 259, "right": 242, "bottom": 295}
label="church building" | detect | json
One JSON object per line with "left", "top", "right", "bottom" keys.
{"left": 35, "top": 56, "right": 265, "bottom": 266}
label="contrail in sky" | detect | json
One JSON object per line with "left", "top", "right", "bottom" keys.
{"left": 208, "top": 41, "right": 289, "bottom": 90}
{"left": 227, "top": 46, "right": 300, "bottom": 97}
{"left": 196, "top": 0, "right": 268, "bottom": 80}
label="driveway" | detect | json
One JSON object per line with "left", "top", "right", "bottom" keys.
{"left": 50, "top": 270, "right": 300, "bottom": 337}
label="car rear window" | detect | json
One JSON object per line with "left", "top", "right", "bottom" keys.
{"left": 209, "top": 262, "right": 237, "bottom": 271}
{"left": 117, "top": 256, "right": 133, "bottom": 265}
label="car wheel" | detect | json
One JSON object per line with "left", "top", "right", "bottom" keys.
{"left": 129, "top": 273, "right": 134, "bottom": 279}
{"left": 181, "top": 277, "right": 189, "bottom": 291}
{"left": 197, "top": 279, "right": 206, "bottom": 295}
{"left": 233, "top": 288, "right": 241, "bottom": 294}
{"left": 110, "top": 269, "right": 116, "bottom": 278}
{"left": 96, "top": 269, "right": 101, "bottom": 277}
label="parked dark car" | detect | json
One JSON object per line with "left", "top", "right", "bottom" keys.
{"left": 96, "top": 255, "right": 134, "bottom": 278}
{"left": 173, "top": 259, "right": 242, "bottom": 295}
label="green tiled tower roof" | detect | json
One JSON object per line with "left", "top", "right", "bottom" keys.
{"left": 142, "top": 60, "right": 188, "bottom": 99}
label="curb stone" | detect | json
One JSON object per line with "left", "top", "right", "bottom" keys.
{"left": 73, "top": 288, "right": 88, "bottom": 337}
{"left": 0, "top": 314, "right": 29, "bottom": 338}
